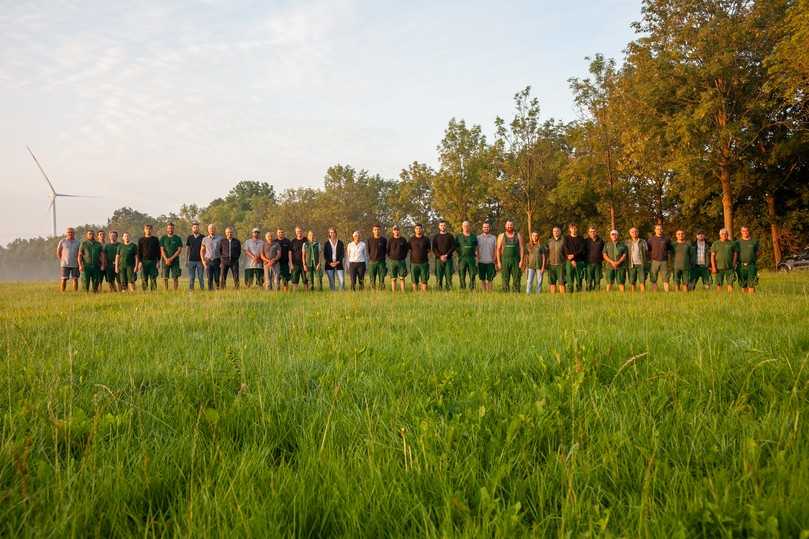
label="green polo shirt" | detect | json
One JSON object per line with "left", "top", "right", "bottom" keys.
{"left": 673, "top": 241, "right": 692, "bottom": 270}
{"left": 79, "top": 240, "right": 103, "bottom": 267}
{"left": 711, "top": 240, "right": 737, "bottom": 271}
{"left": 160, "top": 234, "right": 183, "bottom": 260}
{"left": 103, "top": 242, "right": 120, "bottom": 267}
{"left": 117, "top": 242, "right": 138, "bottom": 267}
{"left": 603, "top": 241, "right": 627, "bottom": 267}
{"left": 736, "top": 238, "right": 759, "bottom": 264}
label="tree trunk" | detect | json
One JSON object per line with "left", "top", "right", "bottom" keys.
{"left": 766, "top": 193, "right": 782, "bottom": 267}
{"left": 719, "top": 163, "right": 734, "bottom": 239}
{"left": 526, "top": 208, "right": 533, "bottom": 236}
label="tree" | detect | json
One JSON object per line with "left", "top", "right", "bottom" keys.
{"left": 388, "top": 162, "right": 436, "bottom": 232}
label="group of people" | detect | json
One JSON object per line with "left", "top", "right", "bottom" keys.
{"left": 55, "top": 220, "right": 761, "bottom": 294}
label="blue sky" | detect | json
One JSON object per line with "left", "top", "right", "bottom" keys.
{"left": 1, "top": 0, "right": 640, "bottom": 245}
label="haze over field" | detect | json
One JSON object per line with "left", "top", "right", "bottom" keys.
{"left": 1, "top": 0, "right": 638, "bottom": 246}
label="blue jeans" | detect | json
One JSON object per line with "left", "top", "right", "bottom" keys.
{"left": 206, "top": 260, "right": 221, "bottom": 290}
{"left": 526, "top": 269, "right": 543, "bottom": 294}
{"left": 326, "top": 269, "right": 345, "bottom": 290}
{"left": 188, "top": 261, "right": 204, "bottom": 290}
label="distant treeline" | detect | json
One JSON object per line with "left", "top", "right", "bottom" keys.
{"left": 2, "top": 0, "right": 807, "bottom": 281}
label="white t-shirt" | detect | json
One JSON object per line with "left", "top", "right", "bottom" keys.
{"left": 346, "top": 241, "right": 368, "bottom": 263}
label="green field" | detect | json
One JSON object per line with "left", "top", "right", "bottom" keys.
{"left": 2, "top": 275, "right": 809, "bottom": 537}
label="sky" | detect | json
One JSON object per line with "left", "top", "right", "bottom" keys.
{"left": 0, "top": 0, "right": 640, "bottom": 246}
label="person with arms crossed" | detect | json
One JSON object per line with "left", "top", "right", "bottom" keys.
{"left": 647, "top": 224, "right": 673, "bottom": 292}
{"left": 546, "top": 227, "right": 566, "bottom": 294}
{"left": 136, "top": 224, "right": 160, "bottom": 291}
{"left": 56, "top": 227, "right": 80, "bottom": 292}
{"left": 160, "top": 222, "right": 183, "bottom": 291}
{"left": 303, "top": 230, "right": 323, "bottom": 291}
{"left": 219, "top": 227, "right": 241, "bottom": 290}
{"left": 690, "top": 231, "right": 712, "bottom": 290}
{"left": 711, "top": 228, "right": 738, "bottom": 293}
{"left": 736, "top": 226, "right": 759, "bottom": 294}
{"left": 603, "top": 229, "right": 627, "bottom": 292}
{"left": 456, "top": 221, "right": 478, "bottom": 290}
{"left": 243, "top": 228, "right": 264, "bottom": 289}
{"left": 386, "top": 225, "right": 409, "bottom": 293}
{"left": 562, "top": 223, "right": 586, "bottom": 293}
{"left": 78, "top": 229, "right": 106, "bottom": 293}
{"left": 186, "top": 222, "right": 205, "bottom": 290}
{"left": 346, "top": 230, "right": 368, "bottom": 291}
{"left": 584, "top": 226, "right": 605, "bottom": 291}
{"left": 432, "top": 220, "right": 456, "bottom": 290}
{"left": 102, "top": 230, "right": 120, "bottom": 292}
{"left": 476, "top": 222, "right": 497, "bottom": 292}
{"left": 672, "top": 229, "right": 692, "bottom": 292}
{"left": 200, "top": 224, "right": 222, "bottom": 291}
{"left": 625, "top": 227, "right": 648, "bottom": 293}
{"left": 409, "top": 224, "right": 431, "bottom": 292}
{"left": 525, "top": 230, "right": 546, "bottom": 294}
{"left": 116, "top": 232, "right": 138, "bottom": 292}
{"left": 322, "top": 227, "right": 345, "bottom": 291}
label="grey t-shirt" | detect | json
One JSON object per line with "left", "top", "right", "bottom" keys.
{"left": 201, "top": 235, "right": 222, "bottom": 261}
{"left": 58, "top": 238, "right": 80, "bottom": 267}
{"left": 477, "top": 233, "right": 497, "bottom": 263}
{"left": 244, "top": 238, "right": 264, "bottom": 268}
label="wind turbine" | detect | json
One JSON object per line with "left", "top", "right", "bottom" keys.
{"left": 27, "top": 146, "right": 94, "bottom": 238}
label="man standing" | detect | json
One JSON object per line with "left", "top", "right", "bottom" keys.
{"left": 525, "top": 231, "right": 546, "bottom": 294}
{"left": 102, "top": 231, "right": 120, "bottom": 292}
{"left": 322, "top": 227, "right": 344, "bottom": 291}
{"left": 56, "top": 227, "right": 80, "bottom": 292}
{"left": 690, "top": 231, "right": 712, "bottom": 290}
{"left": 78, "top": 229, "right": 105, "bottom": 293}
{"left": 546, "top": 226, "right": 566, "bottom": 294}
{"left": 186, "top": 222, "right": 205, "bottom": 291}
{"left": 432, "top": 220, "right": 456, "bottom": 290}
{"left": 346, "top": 230, "right": 368, "bottom": 291}
{"left": 220, "top": 227, "right": 241, "bottom": 289}
{"left": 456, "top": 221, "right": 478, "bottom": 290}
{"left": 261, "top": 231, "right": 277, "bottom": 291}
{"left": 289, "top": 226, "right": 308, "bottom": 291}
{"left": 497, "top": 220, "right": 524, "bottom": 293}
{"left": 386, "top": 225, "right": 409, "bottom": 293}
{"left": 366, "top": 224, "right": 387, "bottom": 290}
{"left": 304, "top": 230, "right": 323, "bottom": 291}
{"left": 584, "top": 226, "right": 605, "bottom": 291}
{"left": 476, "top": 222, "right": 497, "bottom": 292}
{"left": 736, "top": 226, "right": 759, "bottom": 294}
{"left": 160, "top": 222, "right": 183, "bottom": 291}
{"left": 672, "top": 229, "right": 692, "bottom": 292}
{"left": 275, "top": 228, "right": 293, "bottom": 291}
{"left": 200, "top": 224, "right": 222, "bottom": 291}
{"left": 711, "top": 228, "right": 738, "bottom": 293}
{"left": 647, "top": 224, "right": 673, "bottom": 292}
{"left": 244, "top": 228, "right": 265, "bottom": 289}
{"left": 626, "top": 227, "right": 648, "bottom": 292}
{"left": 409, "top": 224, "right": 431, "bottom": 292}
{"left": 603, "top": 229, "right": 627, "bottom": 292}
{"left": 115, "top": 232, "right": 138, "bottom": 291}
{"left": 562, "top": 223, "right": 586, "bottom": 292}
{"left": 136, "top": 224, "right": 160, "bottom": 291}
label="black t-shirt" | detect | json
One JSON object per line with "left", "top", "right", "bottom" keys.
{"left": 367, "top": 236, "right": 387, "bottom": 261}
{"left": 387, "top": 237, "right": 409, "bottom": 261}
{"left": 274, "top": 238, "right": 292, "bottom": 264}
{"left": 431, "top": 233, "right": 456, "bottom": 257}
{"left": 647, "top": 235, "right": 672, "bottom": 262}
{"left": 409, "top": 236, "right": 431, "bottom": 264}
{"left": 186, "top": 234, "right": 204, "bottom": 262}
{"left": 585, "top": 237, "right": 605, "bottom": 264}
{"left": 562, "top": 235, "right": 586, "bottom": 262}
{"left": 138, "top": 236, "right": 161, "bottom": 261}
{"left": 290, "top": 237, "right": 308, "bottom": 265}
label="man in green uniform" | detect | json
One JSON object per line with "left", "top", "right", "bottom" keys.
{"left": 366, "top": 224, "right": 387, "bottom": 290}
{"left": 603, "top": 229, "right": 627, "bottom": 292}
{"left": 137, "top": 224, "right": 161, "bottom": 291}
{"left": 103, "top": 230, "right": 121, "bottom": 292}
{"left": 303, "top": 230, "right": 323, "bottom": 291}
{"left": 625, "top": 227, "right": 648, "bottom": 292}
{"left": 690, "top": 231, "right": 712, "bottom": 290}
{"left": 160, "top": 222, "right": 183, "bottom": 290}
{"left": 116, "top": 232, "right": 138, "bottom": 291}
{"left": 736, "top": 226, "right": 759, "bottom": 293}
{"left": 409, "top": 224, "right": 431, "bottom": 292}
{"left": 78, "top": 229, "right": 106, "bottom": 293}
{"left": 546, "top": 226, "right": 566, "bottom": 294}
{"left": 497, "top": 220, "right": 524, "bottom": 293}
{"left": 672, "top": 229, "right": 692, "bottom": 292}
{"left": 456, "top": 220, "right": 478, "bottom": 290}
{"left": 432, "top": 220, "right": 456, "bottom": 290}
{"left": 711, "top": 228, "right": 738, "bottom": 293}
{"left": 386, "top": 225, "right": 409, "bottom": 293}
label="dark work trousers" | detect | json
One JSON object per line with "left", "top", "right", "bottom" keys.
{"left": 221, "top": 259, "right": 240, "bottom": 289}
{"left": 348, "top": 262, "right": 366, "bottom": 291}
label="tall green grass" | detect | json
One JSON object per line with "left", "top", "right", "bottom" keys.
{"left": 1, "top": 274, "right": 808, "bottom": 537}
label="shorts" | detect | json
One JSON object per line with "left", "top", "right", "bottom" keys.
{"left": 737, "top": 262, "right": 758, "bottom": 288}
{"left": 547, "top": 264, "right": 564, "bottom": 285}
{"left": 628, "top": 264, "right": 646, "bottom": 285}
{"left": 673, "top": 268, "right": 689, "bottom": 286}
{"left": 290, "top": 263, "right": 304, "bottom": 284}
{"left": 162, "top": 260, "right": 181, "bottom": 279}
{"left": 61, "top": 267, "right": 80, "bottom": 280}
{"left": 477, "top": 262, "right": 496, "bottom": 281}
{"left": 277, "top": 262, "right": 291, "bottom": 283}
{"left": 120, "top": 266, "right": 136, "bottom": 285}
{"left": 387, "top": 259, "right": 408, "bottom": 279}
{"left": 411, "top": 262, "right": 430, "bottom": 284}
{"left": 715, "top": 268, "right": 735, "bottom": 286}
{"left": 649, "top": 260, "right": 670, "bottom": 283}
{"left": 606, "top": 267, "right": 626, "bottom": 285}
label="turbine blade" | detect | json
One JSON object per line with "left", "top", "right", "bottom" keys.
{"left": 55, "top": 193, "right": 99, "bottom": 198}
{"left": 26, "top": 146, "right": 57, "bottom": 195}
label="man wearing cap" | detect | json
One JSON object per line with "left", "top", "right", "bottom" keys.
{"left": 244, "top": 227, "right": 265, "bottom": 289}
{"left": 366, "top": 224, "right": 387, "bottom": 290}
{"left": 386, "top": 225, "right": 409, "bottom": 292}
{"left": 219, "top": 226, "right": 241, "bottom": 289}
{"left": 711, "top": 228, "right": 737, "bottom": 293}
{"left": 200, "top": 224, "right": 222, "bottom": 291}
{"left": 672, "top": 229, "right": 693, "bottom": 292}
{"left": 56, "top": 226, "right": 81, "bottom": 292}
{"left": 116, "top": 232, "right": 138, "bottom": 291}
{"left": 736, "top": 226, "right": 759, "bottom": 293}
{"left": 303, "top": 230, "right": 323, "bottom": 291}
{"left": 602, "top": 229, "right": 627, "bottom": 292}
{"left": 476, "top": 222, "right": 497, "bottom": 292}
{"left": 136, "top": 224, "right": 160, "bottom": 291}
{"left": 690, "top": 231, "right": 712, "bottom": 290}
{"left": 186, "top": 222, "right": 205, "bottom": 290}
{"left": 103, "top": 230, "right": 121, "bottom": 292}
{"left": 78, "top": 229, "right": 106, "bottom": 292}
{"left": 160, "top": 222, "right": 183, "bottom": 291}
{"left": 456, "top": 220, "right": 478, "bottom": 290}
{"left": 409, "top": 224, "right": 431, "bottom": 291}
{"left": 625, "top": 227, "right": 648, "bottom": 292}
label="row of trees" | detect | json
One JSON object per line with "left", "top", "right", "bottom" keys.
{"left": 2, "top": 0, "right": 806, "bottom": 280}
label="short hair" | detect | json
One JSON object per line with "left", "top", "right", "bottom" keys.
{"left": 740, "top": 225, "right": 749, "bottom": 231}
{"left": 439, "top": 219, "right": 447, "bottom": 225}
{"left": 610, "top": 229, "right": 619, "bottom": 235}
{"left": 392, "top": 225, "right": 400, "bottom": 230}
{"left": 109, "top": 230, "right": 118, "bottom": 235}
{"left": 588, "top": 225, "right": 597, "bottom": 230}
{"left": 415, "top": 223, "right": 423, "bottom": 228}
{"left": 144, "top": 224, "right": 153, "bottom": 229}
{"left": 462, "top": 220, "right": 471, "bottom": 227}
{"left": 568, "top": 223, "right": 577, "bottom": 228}
{"left": 167, "top": 222, "right": 175, "bottom": 227}
{"left": 719, "top": 228, "right": 728, "bottom": 235}
{"left": 696, "top": 230, "right": 705, "bottom": 235}
{"left": 372, "top": 223, "right": 381, "bottom": 228}
{"left": 192, "top": 221, "right": 200, "bottom": 226}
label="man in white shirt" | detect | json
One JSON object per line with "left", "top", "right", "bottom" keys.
{"left": 243, "top": 228, "right": 265, "bottom": 289}
{"left": 346, "top": 230, "right": 368, "bottom": 291}
{"left": 476, "top": 222, "right": 497, "bottom": 292}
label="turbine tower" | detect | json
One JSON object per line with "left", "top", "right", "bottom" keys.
{"left": 27, "top": 146, "right": 92, "bottom": 238}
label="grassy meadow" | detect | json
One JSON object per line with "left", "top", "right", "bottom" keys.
{"left": 1, "top": 273, "right": 809, "bottom": 537}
